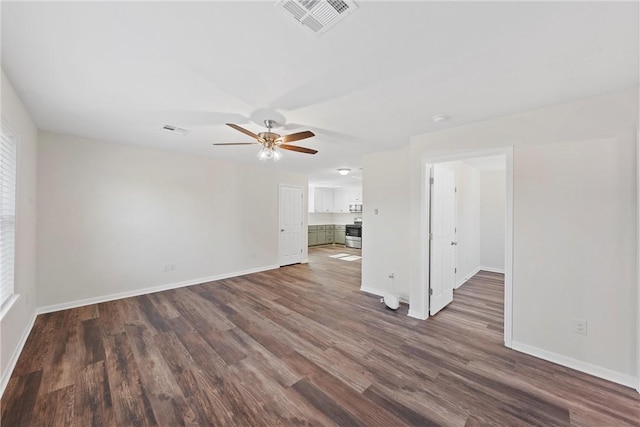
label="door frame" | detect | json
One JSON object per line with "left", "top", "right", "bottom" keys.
{"left": 636, "top": 128, "right": 639, "bottom": 393}
{"left": 416, "top": 146, "right": 514, "bottom": 348}
{"left": 278, "top": 184, "right": 305, "bottom": 267}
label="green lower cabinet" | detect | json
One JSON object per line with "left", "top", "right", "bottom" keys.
{"left": 334, "top": 226, "right": 346, "bottom": 245}
{"left": 308, "top": 224, "right": 342, "bottom": 246}
{"left": 317, "top": 231, "right": 327, "bottom": 245}
{"left": 308, "top": 230, "right": 318, "bottom": 246}
{"left": 325, "top": 230, "right": 334, "bottom": 243}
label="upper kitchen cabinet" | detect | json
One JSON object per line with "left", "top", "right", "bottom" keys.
{"left": 333, "top": 188, "right": 350, "bottom": 213}
{"left": 309, "top": 186, "right": 362, "bottom": 213}
{"left": 313, "top": 187, "right": 334, "bottom": 213}
{"left": 349, "top": 187, "right": 363, "bottom": 203}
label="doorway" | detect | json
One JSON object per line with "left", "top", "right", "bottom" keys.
{"left": 421, "top": 147, "right": 514, "bottom": 347}
{"left": 278, "top": 185, "right": 304, "bottom": 266}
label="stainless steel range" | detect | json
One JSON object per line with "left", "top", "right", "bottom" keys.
{"left": 345, "top": 218, "right": 362, "bottom": 249}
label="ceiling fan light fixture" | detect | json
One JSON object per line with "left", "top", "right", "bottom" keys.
{"left": 257, "top": 146, "right": 283, "bottom": 162}
{"left": 338, "top": 168, "right": 351, "bottom": 176}
{"left": 257, "top": 147, "right": 273, "bottom": 161}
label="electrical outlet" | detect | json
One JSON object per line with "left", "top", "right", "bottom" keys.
{"left": 574, "top": 319, "right": 587, "bottom": 335}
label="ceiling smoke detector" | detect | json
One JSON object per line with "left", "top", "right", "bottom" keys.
{"left": 275, "top": 0, "right": 359, "bottom": 36}
{"left": 162, "top": 125, "right": 191, "bottom": 135}
{"left": 432, "top": 114, "right": 448, "bottom": 124}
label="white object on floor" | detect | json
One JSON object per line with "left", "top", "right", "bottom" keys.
{"left": 383, "top": 293, "right": 400, "bottom": 310}
{"left": 340, "top": 255, "right": 362, "bottom": 261}
{"left": 329, "top": 253, "right": 351, "bottom": 258}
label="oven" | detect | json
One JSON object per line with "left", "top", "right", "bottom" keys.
{"left": 345, "top": 224, "right": 362, "bottom": 249}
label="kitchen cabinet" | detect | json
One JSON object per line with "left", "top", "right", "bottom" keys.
{"left": 325, "top": 227, "right": 334, "bottom": 243}
{"left": 308, "top": 227, "right": 318, "bottom": 246}
{"left": 307, "top": 224, "right": 345, "bottom": 246}
{"left": 333, "top": 188, "right": 350, "bottom": 213}
{"left": 311, "top": 186, "right": 362, "bottom": 213}
{"left": 349, "top": 187, "right": 363, "bottom": 203}
{"left": 308, "top": 224, "right": 348, "bottom": 246}
{"left": 334, "top": 225, "right": 346, "bottom": 245}
{"left": 316, "top": 225, "right": 327, "bottom": 245}
{"left": 313, "top": 188, "right": 334, "bottom": 213}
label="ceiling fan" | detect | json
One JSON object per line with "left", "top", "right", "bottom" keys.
{"left": 213, "top": 119, "right": 317, "bottom": 161}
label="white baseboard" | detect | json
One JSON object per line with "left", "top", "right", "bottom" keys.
{"left": 0, "top": 310, "right": 37, "bottom": 398}
{"left": 455, "top": 267, "right": 481, "bottom": 289}
{"left": 479, "top": 266, "right": 505, "bottom": 274}
{"left": 36, "top": 265, "right": 280, "bottom": 315}
{"left": 455, "top": 266, "right": 504, "bottom": 289}
{"left": 511, "top": 341, "right": 637, "bottom": 389}
{"left": 360, "top": 286, "right": 409, "bottom": 304}
{"left": 408, "top": 309, "right": 428, "bottom": 320}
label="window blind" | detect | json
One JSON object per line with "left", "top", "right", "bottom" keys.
{"left": 0, "top": 124, "right": 16, "bottom": 307}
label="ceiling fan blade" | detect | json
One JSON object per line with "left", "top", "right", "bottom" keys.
{"left": 226, "top": 123, "right": 264, "bottom": 142}
{"left": 212, "top": 142, "right": 260, "bottom": 146}
{"left": 279, "top": 144, "right": 318, "bottom": 155}
{"left": 276, "top": 130, "right": 315, "bottom": 144}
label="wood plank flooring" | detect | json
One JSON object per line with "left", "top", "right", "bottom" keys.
{"left": 2, "top": 245, "right": 639, "bottom": 426}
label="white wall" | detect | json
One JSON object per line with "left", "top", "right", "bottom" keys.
{"left": 0, "top": 70, "right": 38, "bottom": 394}
{"left": 513, "top": 137, "right": 635, "bottom": 378}
{"left": 480, "top": 170, "right": 506, "bottom": 271}
{"left": 361, "top": 147, "right": 410, "bottom": 301}
{"left": 308, "top": 212, "right": 333, "bottom": 225}
{"left": 308, "top": 212, "right": 360, "bottom": 225}
{"left": 438, "top": 161, "right": 481, "bottom": 288}
{"left": 333, "top": 212, "right": 360, "bottom": 225}
{"left": 402, "top": 88, "right": 638, "bottom": 384}
{"left": 37, "top": 132, "right": 308, "bottom": 310}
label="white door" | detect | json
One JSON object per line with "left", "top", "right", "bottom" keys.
{"left": 279, "top": 185, "right": 303, "bottom": 266}
{"left": 429, "top": 165, "right": 456, "bottom": 315}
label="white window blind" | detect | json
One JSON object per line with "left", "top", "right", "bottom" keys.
{"left": 0, "top": 124, "right": 16, "bottom": 307}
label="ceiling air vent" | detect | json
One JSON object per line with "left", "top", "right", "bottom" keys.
{"left": 162, "top": 125, "right": 191, "bottom": 135}
{"left": 275, "top": 0, "right": 358, "bottom": 36}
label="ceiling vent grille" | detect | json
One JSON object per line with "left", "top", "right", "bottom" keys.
{"left": 162, "top": 125, "right": 191, "bottom": 135}
{"left": 275, "top": 0, "right": 358, "bottom": 36}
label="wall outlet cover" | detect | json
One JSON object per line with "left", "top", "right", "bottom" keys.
{"left": 573, "top": 319, "right": 587, "bottom": 335}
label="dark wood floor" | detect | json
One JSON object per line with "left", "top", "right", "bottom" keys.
{"left": 2, "top": 245, "right": 639, "bottom": 426}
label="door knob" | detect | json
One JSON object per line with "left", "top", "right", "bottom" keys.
{"left": 451, "top": 241, "right": 457, "bottom": 246}
{"left": 281, "top": 229, "right": 285, "bottom": 232}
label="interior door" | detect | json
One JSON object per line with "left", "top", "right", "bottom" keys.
{"left": 279, "top": 185, "right": 303, "bottom": 266}
{"left": 429, "top": 165, "right": 456, "bottom": 315}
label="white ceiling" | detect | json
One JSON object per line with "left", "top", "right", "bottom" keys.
{"left": 2, "top": 1, "right": 638, "bottom": 186}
